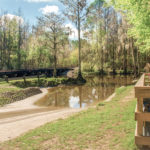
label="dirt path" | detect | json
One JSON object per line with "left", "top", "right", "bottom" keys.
{"left": 0, "top": 89, "right": 85, "bottom": 142}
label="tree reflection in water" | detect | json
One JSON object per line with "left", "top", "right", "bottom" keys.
{"left": 35, "top": 75, "right": 134, "bottom": 108}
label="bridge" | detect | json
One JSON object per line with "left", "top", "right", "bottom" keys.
{"left": 0, "top": 68, "right": 73, "bottom": 78}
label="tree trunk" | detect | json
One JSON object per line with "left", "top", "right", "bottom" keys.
{"left": 53, "top": 35, "right": 57, "bottom": 77}
{"left": 77, "top": 3, "right": 83, "bottom": 79}
{"left": 137, "top": 49, "right": 140, "bottom": 75}
{"left": 101, "top": 46, "right": 104, "bottom": 74}
{"left": 7, "top": 28, "right": 11, "bottom": 70}
{"left": 131, "top": 38, "right": 138, "bottom": 77}
{"left": 17, "top": 24, "right": 22, "bottom": 70}
{"left": 123, "top": 41, "right": 127, "bottom": 74}
{"left": 3, "top": 30, "right": 6, "bottom": 69}
{"left": 112, "top": 38, "right": 115, "bottom": 74}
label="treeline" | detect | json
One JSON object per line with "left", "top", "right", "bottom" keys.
{"left": 0, "top": 0, "right": 149, "bottom": 77}
{"left": 81, "top": 0, "right": 148, "bottom": 76}
{"left": 0, "top": 12, "right": 72, "bottom": 76}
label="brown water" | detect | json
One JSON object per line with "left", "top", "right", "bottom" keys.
{"left": 35, "top": 75, "right": 134, "bottom": 109}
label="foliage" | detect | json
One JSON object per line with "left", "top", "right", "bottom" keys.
{"left": 111, "top": 0, "right": 150, "bottom": 53}
{"left": 0, "top": 0, "right": 149, "bottom": 76}
{"left": 37, "top": 13, "right": 69, "bottom": 77}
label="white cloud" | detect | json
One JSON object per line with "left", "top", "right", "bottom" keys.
{"left": 88, "top": 0, "right": 95, "bottom": 4}
{"left": 65, "top": 23, "right": 78, "bottom": 40}
{"left": 39, "top": 5, "right": 59, "bottom": 15}
{"left": 25, "top": 0, "right": 55, "bottom": 2}
{"left": 1, "top": 14, "right": 24, "bottom": 24}
{"left": 65, "top": 23, "right": 83, "bottom": 40}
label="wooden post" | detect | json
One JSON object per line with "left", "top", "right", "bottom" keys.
{"left": 137, "top": 98, "right": 143, "bottom": 136}
{"left": 135, "top": 74, "right": 150, "bottom": 146}
{"left": 137, "top": 98, "right": 143, "bottom": 112}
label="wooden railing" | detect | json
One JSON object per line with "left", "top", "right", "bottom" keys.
{"left": 135, "top": 73, "right": 150, "bottom": 146}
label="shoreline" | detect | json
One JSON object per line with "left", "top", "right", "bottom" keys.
{"left": 0, "top": 88, "right": 48, "bottom": 113}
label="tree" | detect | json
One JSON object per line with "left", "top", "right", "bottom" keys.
{"left": 16, "top": 9, "right": 24, "bottom": 70}
{"left": 88, "top": 0, "right": 106, "bottom": 74}
{"left": 112, "top": 0, "right": 150, "bottom": 54}
{"left": 37, "top": 13, "right": 68, "bottom": 77}
{"left": 60, "top": 0, "right": 88, "bottom": 80}
{"left": 17, "top": 18, "right": 23, "bottom": 69}
{"left": 109, "top": 9, "right": 118, "bottom": 74}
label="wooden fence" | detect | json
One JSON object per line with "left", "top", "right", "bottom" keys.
{"left": 135, "top": 73, "right": 150, "bottom": 146}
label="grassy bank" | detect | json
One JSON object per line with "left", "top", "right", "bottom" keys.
{"left": 0, "top": 82, "right": 20, "bottom": 106}
{"left": 0, "top": 86, "right": 137, "bottom": 150}
{"left": 7, "top": 77, "right": 68, "bottom": 88}
{"left": 0, "top": 77, "right": 85, "bottom": 88}
{"left": 0, "top": 81, "right": 42, "bottom": 106}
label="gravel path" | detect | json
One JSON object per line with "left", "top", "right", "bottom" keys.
{"left": 0, "top": 89, "right": 85, "bottom": 142}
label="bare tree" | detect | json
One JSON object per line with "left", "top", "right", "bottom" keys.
{"left": 37, "top": 13, "right": 68, "bottom": 77}
{"left": 17, "top": 9, "right": 24, "bottom": 70}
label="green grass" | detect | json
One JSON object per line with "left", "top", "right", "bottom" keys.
{"left": 0, "top": 82, "right": 21, "bottom": 106}
{"left": 0, "top": 82, "right": 20, "bottom": 94}
{"left": 0, "top": 86, "right": 138, "bottom": 150}
{"left": 0, "top": 77, "right": 68, "bottom": 88}
{"left": 9, "top": 77, "right": 68, "bottom": 88}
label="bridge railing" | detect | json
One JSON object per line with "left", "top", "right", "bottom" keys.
{"left": 135, "top": 73, "right": 150, "bottom": 146}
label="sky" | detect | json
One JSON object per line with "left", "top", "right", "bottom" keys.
{"left": 0, "top": 0, "right": 94, "bottom": 39}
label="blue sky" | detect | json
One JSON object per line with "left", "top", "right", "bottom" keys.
{"left": 0, "top": 0, "right": 94, "bottom": 39}
{"left": 0, "top": 0, "right": 94, "bottom": 24}
{"left": 0, "top": 0, "right": 65, "bottom": 25}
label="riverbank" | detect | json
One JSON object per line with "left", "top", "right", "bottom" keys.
{"left": 0, "top": 77, "right": 77, "bottom": 106}
{"left": 0, "top": 82, "right": 42, "bottom": 106}
{"left": 0, "top": 85, "right": 138, "bottom": 150}
{"left": 0, "top": 75, "right": 89, "bottom": 106}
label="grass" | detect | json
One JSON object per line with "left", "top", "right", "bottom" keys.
{"left": 0, "top": 82, "right": 20, "bottom": 94}
{"left": 9, "top": 77, "right": 68, "bottom": 88}
{"left": 0, "top": 76, "right": 69, "bottom": 88}
{"left": 0, "top": 85, "right": 138, "bottom": 150}
{"left": 0, "top": 82, "right": 20, "bottom": 106}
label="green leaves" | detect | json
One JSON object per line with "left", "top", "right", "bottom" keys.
{"left": 113, "top": 0, "right": 150, "bottom": 53}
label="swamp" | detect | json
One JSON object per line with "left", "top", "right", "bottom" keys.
{"left": 0, "top": 0, "right": 150, "bottom": 149}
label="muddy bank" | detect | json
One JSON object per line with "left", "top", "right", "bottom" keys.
{"left": 0, "top": 87, "right": 42, "bottom": 106}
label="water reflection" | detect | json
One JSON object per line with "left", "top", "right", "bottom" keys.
{"left": 35, "top": 75, "right": 133, "bottom": 108}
